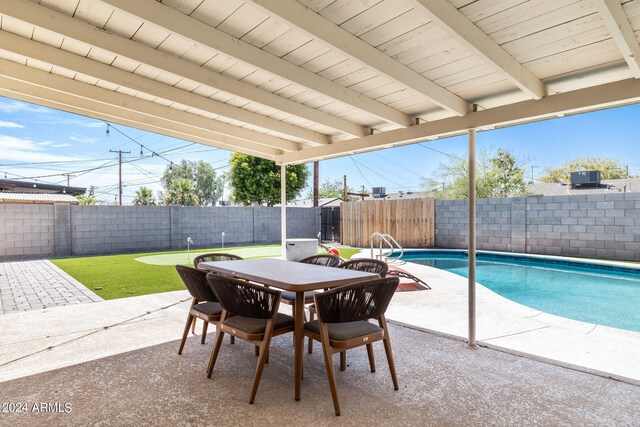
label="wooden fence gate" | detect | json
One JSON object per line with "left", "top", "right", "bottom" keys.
{"left": 341, "top": 198, "right": 435, "bottom": 248}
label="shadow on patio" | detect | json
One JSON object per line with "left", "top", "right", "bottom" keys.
{"left": 1, "top": 313, "right": 639, "bottom": 426}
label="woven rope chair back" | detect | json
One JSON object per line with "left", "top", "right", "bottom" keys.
{"left": 206, "top": 273, "right": 280, "bottom": 319}
{"left": 339, "top": 258, "right": 388, "bottom": 278}
{"left": 314, "top": 277, "right": 399, "bottom": 323}
{"left": 299, "top": 254, "right": 342, "bottom": 267}
{"left": 176, "top": 265, "right": 218, "bottom": 302}
{"left": 193, "top": 253, "right": 243, "bottom": 268}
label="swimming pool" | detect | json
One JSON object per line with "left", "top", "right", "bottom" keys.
{"left": 400, "top": 250, "right": 640, "bottom": 332}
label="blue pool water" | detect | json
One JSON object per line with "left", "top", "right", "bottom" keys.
{"left": 401, "top": 251, "right": 640, "bottom": 332}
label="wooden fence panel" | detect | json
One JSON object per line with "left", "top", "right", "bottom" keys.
{"left": 340, "top": 198, "right": 435, "bottom": 248}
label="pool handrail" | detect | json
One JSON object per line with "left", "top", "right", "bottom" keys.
{"left": 369, "top": 232, "right": 404, "bottom": 264}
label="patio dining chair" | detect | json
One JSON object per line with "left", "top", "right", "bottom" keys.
{"left": 193, "top": 252, "right": 243, "bottom": 269}
{"left": 339, "top": 258, "right": 388, "bottom": 278}
{"left": 192, "top": 253, "right": 243, "bottom": 336}
{"left": 304, "top": 277, "right": 400, "bottom": 416}
{"left": 175, "top": 265, "right": 223, "bottom": 354}
{"left": 205, "top": 273, "right": 295, "bottom": 404}
{"left": 307, "top": 258, "right": 388, "bottom": 355}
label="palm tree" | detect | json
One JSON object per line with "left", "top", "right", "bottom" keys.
{"left": 132, "top": 186, "right": 156, "bottom": 206}
{"left": 164, "top": 179, "right": 200, "bottom": 206}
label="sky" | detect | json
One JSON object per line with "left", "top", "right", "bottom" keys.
{"left": 0, "top": 95, "right": 639, "bottom": 204}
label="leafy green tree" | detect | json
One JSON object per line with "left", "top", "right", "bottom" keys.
{"left": 484, "top": 149, "right": 528, "bottom": 198}
{"left": 164, "top": 178, "right": 200, "bottom": 206}
{"left": 132, "top": 186, "right": 156, "bottom": 206}
{"left": 76, "top": 186, "right": 99, "bottom": 205}
{"left": 423, "top": 148, "right": 528, "bottom": 199}
{"left": 540, "top": 157, "right": 628, "bottom": 183}
{"left": 228, "top": 153, "right": 309, "bottom": 206}
{"left": 161, "top": 160, "right": 222, "bottom": 206}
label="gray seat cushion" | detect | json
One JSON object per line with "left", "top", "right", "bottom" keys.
{"left": 281, "top": 290, "right": 318, "bottom": 302}
{"left": 192, "top": 301, "right": 222, "bottom": 317}
{"left": 304, "top": 320, "right": 382, "bottom": 341}
{"left": 223, "top": 313, "right": 294, "bottom": 335}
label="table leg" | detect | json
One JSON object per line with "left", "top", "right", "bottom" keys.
{"left": 294, "top": 291, "right": 304, "bottom": 401}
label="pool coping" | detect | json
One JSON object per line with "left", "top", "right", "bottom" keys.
{"left": 396, "top": 248, "right": 640, "bottom": 272}
{"left": 398, "top": 249, "right": 640, "bottom": 338}
{"left": 356, "top": 249, "right": 640, "bottom": 385}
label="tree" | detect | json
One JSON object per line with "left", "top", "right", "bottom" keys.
{"left": 423, "top": 148, "right": 528, "bottom": 199}
{"left": 76, "top": 186, "right": 99, "bottom": 205}
{"left": 228, "top": 153, "right": 309, "bottom": 206}
{"left": 164, "top": 178, "right": 200, "bottom": 206}
{"left": 540, "top": 157, "right": 628, "bottom": 183}
{"left": 132, "top": 186, "right": 156, "bottom": 206}
{"left": 161, "top": 160, "right": 222, "bottom": 206}
{"left": 484, "top": 149, "right": 528, "bottom": 198}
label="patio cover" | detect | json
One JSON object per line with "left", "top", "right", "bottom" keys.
{"left": 1, "top": 0, "right": 640, "bottom": 345}
{"left": 0, "top": 0, "right": 638, "bottom": 164}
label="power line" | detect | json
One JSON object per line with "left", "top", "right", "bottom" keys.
{"left": 349, "top": 157, "right": 372, "bottom": 188}
{"left": 417, "top": 143, "right": 462, "bottom": 160}
{"left": 372, "top": 152, "right": 429, "bottom": 180}
{"left": 352, "top": 158, "right": 405, "bottom": 188}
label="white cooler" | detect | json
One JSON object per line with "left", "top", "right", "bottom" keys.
{"left": 285, "top": 238, "right": 318, "bottom": 261}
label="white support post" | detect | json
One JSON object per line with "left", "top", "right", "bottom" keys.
{"left": 467, "top": 128, "right": 477, "bottom": 348}
{"left": 281, "top": 164, "right": 287, "bottom": 260}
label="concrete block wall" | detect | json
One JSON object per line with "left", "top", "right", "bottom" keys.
{"left": 435, "top": 192, "right": 640, "bottom": 261}
{"left": 0, "top": 204, "right": 55, "bottom": 258}
{"left": 0, "top": 205, "right": 320, "bottom": 259}
{"left": 70, "top": 206, "right": 172, "bottom": 255}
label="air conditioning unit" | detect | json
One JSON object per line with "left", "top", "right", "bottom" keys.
{"left": 372, "top": 187, "right": 386, "bottom": 198}
{"left": 570, "top": 171, "right": 601, "bottom": 188}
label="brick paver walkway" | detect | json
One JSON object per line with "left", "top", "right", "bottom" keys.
{"left": 0, "top": 260, "right": 102, "bottom": 314}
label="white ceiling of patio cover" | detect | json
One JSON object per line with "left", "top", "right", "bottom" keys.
{"left": 0, "top": 0, "right": 639, "bottom": 164}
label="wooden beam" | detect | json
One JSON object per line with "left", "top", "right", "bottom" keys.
{"left": 277, "top": 78, "right": 640, "bottom": 164}
{"left": 0, "top": 59, "right": 281, "bottom": 159}
{"left": 0, "top": 0, "right": 367, "bottom": 138}
{"left": 100, "top": 0, "right": 413, "bottom": 127}
{"left": 0, "top": 31, "right": 304, "bottom": 152}
{"left": 594, "top": 0, "right": 640, "bottom": 78}
{"left": 408, "top": 0, "right": 546, "bottom": 99}
{"left": 248, "top": 0, "right": 470, "bottom": 116}
{"left": 0, "top": 32, "right": 301, "bottom": 151}
{"left": 0, "top": 81, "right": 278, "bottom": 160}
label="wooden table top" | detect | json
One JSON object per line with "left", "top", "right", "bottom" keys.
{"left": 199, "top": 258, "right": 379, "bottom": 292}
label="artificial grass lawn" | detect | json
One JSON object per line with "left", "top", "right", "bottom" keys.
{"left": 52, "top": 245, "right": 361, "bottom": 300}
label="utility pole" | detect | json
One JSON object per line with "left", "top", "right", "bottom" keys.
{"left": 313, "top": 161, "right": 319, "bottom": 207}
{"left": 63, "top": 173, "right": 73, "bottom": 186}
{"left": 343, "top": 175, "right": 347, "bottom": 202}
{"left": 530, "top": 165, "right": 540, "bottom": 183}
{"left": 110, "top": 149, "right": 130, "bottom": 206}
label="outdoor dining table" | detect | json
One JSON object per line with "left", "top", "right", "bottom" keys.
{"left": 198, "top": 258, "right": 380, "bottom": 401}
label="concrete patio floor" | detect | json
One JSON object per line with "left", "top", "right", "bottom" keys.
{"left": 1, "top": 256, "right": 640, "bottom": 425}
{"left": 1, "top": 303, "right": 639, "bottom": 426}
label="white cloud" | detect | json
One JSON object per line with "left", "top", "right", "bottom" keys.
{"left": 69, "top": 135, "right": 97, "bottom": 144}
{"left": 38, "top": 118, "right": 105, "bottom": 128}
{"left": 37, "top": 141, "right": 53, "bottom": 146}
{"left": 52, "top": 143, "right": 71, "bottom": 148}
{"left": 0, "top": 100, "right": 50, "bottom": 114}
{"left": 0, "top": 135, "right": 78, "bottom": 163}
{"left": 0, "top": 121, "right": 24, "bottom": 128}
